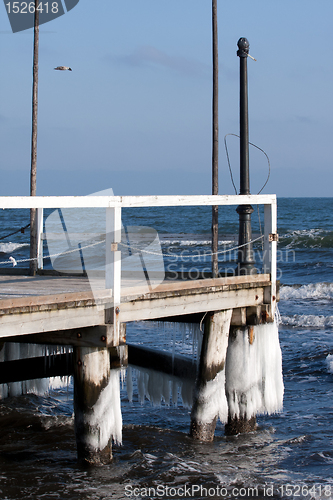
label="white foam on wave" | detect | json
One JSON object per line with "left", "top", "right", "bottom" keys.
{"left": 161, "top": 239, "right": 235, "bottom": 247}
{"left": 280, "top": 228, "right": 332, "bottom": 248}
{"left": 280, "top": 283, "right": 333, "bottom": 301}
{"left": 326, "top": 355, "right": 333, "bottom": 374}
{"left": 0, "top": 242, "right": 29, "bottom": 254}
{"left": 281, "top": 314, "right": 333, "bottom": 328}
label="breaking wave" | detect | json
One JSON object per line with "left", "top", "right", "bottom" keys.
{"left": 280, "top": 283, "right": 333, "bottom": 301}
{"left": 281, "top": 314, "right": 333, "bottom": 329}
{"left": 0, "top": 242, "right": 29, "bottom": 254}
{"left": 326, "top": 355, "right": 333, "bottom": 374}
{"left": 160, "top": 233, "right": 237, "bottom": 248}
{"left": 162, "top": 239, "right": 235, "bottom": 247}
{"left": 279, "top": 228, "right": 333, "bottom": 249}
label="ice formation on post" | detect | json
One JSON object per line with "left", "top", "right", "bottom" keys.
{"left": 148, "top": 320, "right": 203, "bottom": 364}
{"left": 0, "top": 342, "right": 71, "bottom": 400}
{"left": 73, "top": 347, "right": 122, "bottom": 464}
{"left": 127, "top": 366, "right": 194, "bottom": 409}
{"left": 190, "top": 309, "right": 232, "bottom": 435}
{"left": 77, "top": 369, "right": 122, "bottom": 449}
{"left": 191, "top": 369, "right": 228, "bottom": 425}
{"left": 225, "top": 321, "right": 284, "bottom": 420}
{"left": 127, "top": 319, "right": 284, "bottom": 430}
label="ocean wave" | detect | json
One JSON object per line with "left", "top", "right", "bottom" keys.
{"left": 279, "top": 228, "right": 333, "bottom": 249}
{"left": 281, "top": 314, "right": 333, "bottom": 328}
{"left": 326, "top": 355, "right": 333, "bottom": 374}
{"left": 41, "top": 414, "right": 74, "bottom": 430}
{"left": 0, "top": 242, "right": 29, "bottom": 254}
{"left": 280, "top": 283, "right": 333, "bottom": 301}
{"left": 161, "top": 239, "right": 236, "bottom": 247}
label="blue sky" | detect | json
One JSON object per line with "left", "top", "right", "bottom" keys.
{"left": 1, "top": 0, "right": 332, "bottom": 197}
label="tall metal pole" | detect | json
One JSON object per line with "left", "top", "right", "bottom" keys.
{"left": 30, "top": 1, "right": 39, "bottom": 276}
{"left": 211, "top": 0, "right": 219, "bottom": 278}
{"left": 236, "top": 37, "right": 256, "bottom": 275}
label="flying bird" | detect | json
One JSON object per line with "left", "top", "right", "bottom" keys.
{"left": 54, "top": 66, "right": 72, "bottom": 71}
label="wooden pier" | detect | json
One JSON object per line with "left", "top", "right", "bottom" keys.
{"left": 0, "top": 273, "right": 274, "bottom": 343}
{"left": 0, "top": 194, "right": 279, "bottom": 464}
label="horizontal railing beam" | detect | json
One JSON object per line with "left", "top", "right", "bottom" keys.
{"left": 0, "top": 194, "right": 276, "bottom": 210}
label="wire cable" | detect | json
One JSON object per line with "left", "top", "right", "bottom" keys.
{"left": 0, "top": 223, "right": 30, "bottom": 241}
{"left": 224, "top": 133, "right": 271, "bottom": 194}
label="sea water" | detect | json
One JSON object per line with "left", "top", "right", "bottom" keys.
{"left": 0, "top": 198, "right": 333, "bottom": 499}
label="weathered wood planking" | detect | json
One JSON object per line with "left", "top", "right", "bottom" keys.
{"left": 120, "top": 286, "right": 266, "bottom": 322}
{"left": 0, "top": 274, "right": 273, "bottom": 343}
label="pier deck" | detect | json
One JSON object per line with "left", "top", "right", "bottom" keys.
{"left": 0, "top": 273, "right": 273, "bottom": 345}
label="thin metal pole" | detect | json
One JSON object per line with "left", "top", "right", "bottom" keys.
{"left": 236, "top": 38, "right": 256, "bottom": 275}
{"left": 30, "top": 1, "right": 39, "bottom": 276}
{"left": 211, "top": 0, "right": 219, "bottom": 278}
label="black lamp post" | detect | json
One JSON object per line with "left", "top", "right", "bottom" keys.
{"left": 236, "top": 37, "right": 256, "bottom": 275}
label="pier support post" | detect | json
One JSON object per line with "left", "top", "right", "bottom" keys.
{"left": 73, "top": 346, "right": 116, "bottom": 465}
{"left": 190, "top": 309, "right": 232, "bottom": 441}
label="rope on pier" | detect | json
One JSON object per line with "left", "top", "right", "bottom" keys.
{"left": 0, "top": 234, "right": 265, "bottom": 267}
{"left": 118, "top": 234, "right": 265, "bottom": 259}
{"left": 0, "top": 239, "right": 104, "bottom": 266}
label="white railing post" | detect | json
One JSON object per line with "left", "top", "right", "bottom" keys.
{"left": 36, "top": 207, "right": 44, "bottom": 271}
{"left": 264, "top": 200, "right": 277, "bottom": 317}
{"left": 105, "top": 205, "right": 122, "bottom": 344}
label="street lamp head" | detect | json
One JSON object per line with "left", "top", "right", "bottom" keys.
{"left": 237, "top": 37, "right": 250, "bottom": 57}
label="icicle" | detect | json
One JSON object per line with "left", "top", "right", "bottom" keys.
{"left": 172, "top": 379, "right": 178, "bottom": 406}
{"left": 0, "top": 340, "right": 5, "bottom": 399}
{"left": 129, "top": 365, "right": 194, "bottom": 409}
{"left": 6, "top": 342, "right": 22, "bottom": 397}
{"left": 172, "top": 326, "right": 176, "bottom": 369}
{"left": 182, "top": 323, "right": 186, "bottom": 347}
{"left": 0, "top": 384, "right": 8, "bottom": 399}
{"left": 136, "top": 370, "right": 146, "bottom": 404}
{"left": 180, "top": 379, "right": 194, "bottom": 409}
{"left": 126, "top": 366, "right": 133, "bottom": 402}
{"left": 48, "top": 376, "right": 70, "bottom": 390}
{"left": 67, "top": 376, "right": 71, "bottom": 401}
{"left": 161, "top": 377, "right": 171, "bottom": 406}
{"left": 148, "top": 371, "right": 166, "bottom": 406}
{"left": 120, "top": 367, "right": 126, "bottom": 389}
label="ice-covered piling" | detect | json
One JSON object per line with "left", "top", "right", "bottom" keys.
{"left": 225, "top": 321, "right": 284, "bottom": 435}
{"left": 190, "top": 310, "right": 232, "bottom": 441}
{"left": 73, "top": 347, "right": 122, "bottom": 465}
{"left": 188, "top": 315, "right": 283, "bottom": 440}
